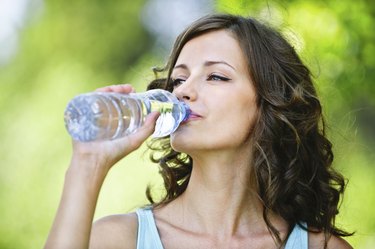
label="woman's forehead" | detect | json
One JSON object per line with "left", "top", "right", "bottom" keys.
{"left": 175, "top": 30, "right": 247, "bottom": 71}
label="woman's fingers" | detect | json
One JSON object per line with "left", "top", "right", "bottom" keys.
{"left": 70, "top": 84, "right": 158, "bottom": 167}
{"left": 124, "top": 111, "right": 160, "bottom": 151}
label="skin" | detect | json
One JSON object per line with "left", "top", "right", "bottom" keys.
{"left": 44, "top": 84, "right": 160, "bottom": 249}
{"left": 44, "top": 31, "right": 352, "bottom": 249}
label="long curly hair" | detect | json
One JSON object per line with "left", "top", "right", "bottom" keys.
{"left": 145, "top": 14, "right": 353, "bottom": 247}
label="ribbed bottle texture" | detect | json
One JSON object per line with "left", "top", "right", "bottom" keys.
{"left": 64, "top": 89, "right": 190, "bottom": 142}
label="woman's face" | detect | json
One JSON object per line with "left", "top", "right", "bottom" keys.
{"left": 170, "top": 30, "right": 257, "bottom": 155}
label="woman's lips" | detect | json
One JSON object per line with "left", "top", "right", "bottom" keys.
{"left": 188, "top": 112, "right": 202, "bottom": 119}
{"left": 182, "top": 111, "right": 202, "bottom": 124}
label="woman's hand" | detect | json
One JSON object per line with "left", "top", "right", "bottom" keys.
{"left": 71, "top": 84, "right": 159, "bottom": 174}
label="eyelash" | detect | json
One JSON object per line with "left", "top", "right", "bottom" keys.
{"left": 207, "top": 74, "right": 231, "bottom": 81}
{"left": 171, "top": 74, "right": 231, "bottom": 87}
{"left": 171, "top": 78, "right": 185, "bottom": 87}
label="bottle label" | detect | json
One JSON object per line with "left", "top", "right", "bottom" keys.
{"left": 153, "top": 113, "right": 176, "bottom": 137}
{"left": 149, "top": 100, "right": 174, "bottom": 114}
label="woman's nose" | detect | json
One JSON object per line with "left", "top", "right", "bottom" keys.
{"left": 173, "top": 78, "right": 197, "bottom": 102}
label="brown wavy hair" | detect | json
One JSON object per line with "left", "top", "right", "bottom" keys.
{"left": 145, "top": 14, "right": 353, "bottom": 247}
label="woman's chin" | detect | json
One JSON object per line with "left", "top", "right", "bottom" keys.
{"left": 170, "top": 132, "right": 195, "bottom": 153}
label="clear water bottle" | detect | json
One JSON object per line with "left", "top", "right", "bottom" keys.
{"left": 64, "top": 89, "right": 190, "bottom": 142}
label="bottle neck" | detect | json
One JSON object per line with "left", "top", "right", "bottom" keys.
{"left": 180, "top": 102, "right": 191, "bottom": 121}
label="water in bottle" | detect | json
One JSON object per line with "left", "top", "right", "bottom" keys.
{"left": 64, "top": 89, "right": 190, "bottom": 142}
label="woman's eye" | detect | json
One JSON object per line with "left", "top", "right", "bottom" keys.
{"left": 207, "top": 74, "right": 230, "bottom": 81}
{"left": 171, "top": 78, "right": 185, "bottom": 87}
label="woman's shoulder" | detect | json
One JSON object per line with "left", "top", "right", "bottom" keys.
{"left": 89, "top": 212, "right": 138, "bottom": 249}
{"left": 308, "top": 231, "right": 353, "bottom": 249}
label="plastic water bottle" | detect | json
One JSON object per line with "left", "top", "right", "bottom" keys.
{"left": 64, "top": 89, "right": 190, "bottom": 142}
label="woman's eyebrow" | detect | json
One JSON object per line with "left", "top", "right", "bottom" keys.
{"left": 173, "top": 64, "right": 188, "bottom": 70}
{"left": 174, "top": 61, "right": 236, "bottom": 71}
{"left": 204, "top": 60, "right": 236, "bottom": 71}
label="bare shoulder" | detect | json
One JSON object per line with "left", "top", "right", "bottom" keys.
{"left": 89, "top": 212, "right": 138, "bottom": 249}
{"left": 309, "top": 231, "right": 353, "bottom": 249}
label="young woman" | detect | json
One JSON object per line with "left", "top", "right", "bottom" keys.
{"left": 45, "top": 14, "right": 353, "bottom": 249}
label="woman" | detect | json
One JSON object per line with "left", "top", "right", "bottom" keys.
{"left": 45, "top": 14, "right": 353, "bottom": 249}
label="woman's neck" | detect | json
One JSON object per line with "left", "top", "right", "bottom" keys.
{"left": 153, "top": 148, "right": 289, "bottom": 248}
{"left": 172, "top": 149, "right": 278, "bottom": 237}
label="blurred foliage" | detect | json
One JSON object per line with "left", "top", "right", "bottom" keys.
{"left": 0, "top": 0, "right": 374, "bottom": 248}
{"left": 0, "top": 0, "right": 157, "bottom": 248}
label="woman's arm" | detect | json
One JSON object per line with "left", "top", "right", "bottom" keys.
{"left": 44, "top": 84, "right": 159, "bottom": 249}
{"left": 44, "top": 154, "right": 108, "bottom": 249}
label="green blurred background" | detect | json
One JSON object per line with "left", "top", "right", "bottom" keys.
{"left": 0, "top": 0, "right": 374, "bottom": 248}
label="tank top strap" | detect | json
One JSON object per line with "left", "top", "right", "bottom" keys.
{"left": 284, "top": 222, "right": 308, "bottom": 249}
{"left": 136, "top": 207, "right": 164, "bottom": 249}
